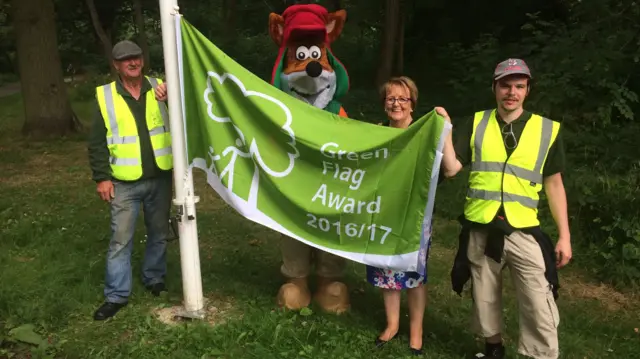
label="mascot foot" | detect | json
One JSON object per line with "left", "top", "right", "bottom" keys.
{"left": 314, "top": 277, "right": 350, "bottom": 314}
{"left": 277, "top": 277, "right": 311, "bottom": 310}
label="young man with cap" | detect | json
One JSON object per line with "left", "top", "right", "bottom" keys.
{"left": 445, "top": 58, "right": 572, "bottom": 359}
{"left": 88, "top": 40, "right": 173, "bottom": 320}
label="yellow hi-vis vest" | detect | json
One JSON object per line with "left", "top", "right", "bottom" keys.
{"left": 464, "top": 109, "right": 560, "bottom": 228}
{"left": 95, "top": 77, "right": 173, "bottom": 181}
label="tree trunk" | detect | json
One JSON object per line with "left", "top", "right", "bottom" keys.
{"left": 86, "top": 0, "right": 116, "bottom": 77}
{"left": 395, "top": 4, "right": 405, "bottom": 74}
{"left": 227, "top": 0, "right": 237, "bottom": 36}
{"left": 221, "top": 0, "right": 237, "bottom": 41}
{"left": 132, "top": 0, "right": 150, "bottom": 72}
{"left": 376, "top": 0, "right": 400, "bottom": 86}
{"left": 11, "top": 0, "right": 79, "bottom": 138}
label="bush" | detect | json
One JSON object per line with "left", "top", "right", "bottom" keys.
{"left": 564, "top": 125, "right": 640, "bottom": 289}
{"left": 67, "top": 73, "right": 113, "bottom": 102}
{"left": 221, "top": 33, "right": 278, "bottom": 82}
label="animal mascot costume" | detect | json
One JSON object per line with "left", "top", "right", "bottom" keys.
{"left": 268, "top": 4, "right": 350, "bottom": 314}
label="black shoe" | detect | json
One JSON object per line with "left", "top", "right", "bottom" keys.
{"left": 93, "top": 302, "right": 127, "bottom": 321}
{"left": 374, "top": 334, "right": 397, "bottom": 349}
{"left": 374, "top": 337, "right": 388, "bottom": 348}
{"left": 410, "top": 347, "right": 423, "bottom": 356}
{"left": 145, "top": 282, "right": 166, "bottom": 296}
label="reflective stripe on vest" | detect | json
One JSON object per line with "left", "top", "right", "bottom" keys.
{"left": 146, "top": 77, "right": 173, "bottom": 169}
{"left": 464, "top": 109, "right": 560, "bottom": 228}
{"left": 466, "top": 188, "right": 538, "bottom": 209}
{"left": 96, "top": 77, "right": 172, "bottom": 181}
{"left": 148, "top": 77, "right": 170, "bottom": 130}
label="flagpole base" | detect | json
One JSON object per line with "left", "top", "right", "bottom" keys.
{"left": 173, "top": 306, "right": 206, "bottom": 320}
{"left": 154, "top": 300, "right": 208, "bottom": 324}
{"left": 171, "top": 193, "right": 205, "bottom": 318}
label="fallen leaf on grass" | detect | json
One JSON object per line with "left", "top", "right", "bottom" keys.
{"left": 8, "top": 324, "right": 45, "bottom": 346}
{"left": 299, "top": 307, "right": 313, "bottom": 316}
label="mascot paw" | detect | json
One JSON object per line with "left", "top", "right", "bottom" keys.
{"left": 277, "top": 278, "right": 311, "bottom": 310}
{"left": 314, "top": 278, "right": 350, "bottom": 314}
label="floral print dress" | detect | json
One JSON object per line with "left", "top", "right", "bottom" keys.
{"left": 366, "top": 266, "right": 428, "bottom": 290}
{"left": 365, "top": 237, "right": 431, "bottom": 290}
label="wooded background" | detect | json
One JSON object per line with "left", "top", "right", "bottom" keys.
{"left": 2, "top": 0, "right": 639, "bottom": 289}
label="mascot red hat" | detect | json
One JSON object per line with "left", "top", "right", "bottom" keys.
{"left": 269, "top": 4, "right": 349, "bottom": 116}
{"left": 282, "top": 4, "right": 330, "bottom": 44}
{"left": 268, "top": 4, "right": 351, "bottom": 314}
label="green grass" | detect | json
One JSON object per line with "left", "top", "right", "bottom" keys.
{"left": 1, "top": 92, "right": 639, "bottom": 359}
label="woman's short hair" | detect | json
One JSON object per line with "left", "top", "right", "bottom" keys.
{"left": 379, "top": 76, "right": 418, "bottom": 109}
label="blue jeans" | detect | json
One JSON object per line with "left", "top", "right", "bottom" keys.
{"left": 104, "top": 176, "right": 172, "bottom": 304}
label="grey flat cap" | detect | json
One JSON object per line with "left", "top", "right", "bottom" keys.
{"left": 112, "top": 40, "right": 143, "bottom": 60}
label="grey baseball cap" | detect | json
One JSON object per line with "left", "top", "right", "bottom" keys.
{"left": 493, "top": 58, "right": 532, "bottom": 80}
{"left": 112, "top": 40, "right": 143, "bottom": 61}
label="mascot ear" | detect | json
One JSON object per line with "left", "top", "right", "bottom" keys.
{"left": 326, "top": 9, "right": 347, "bottom": 43}
{"left": 269, "top": 13, "right": 285, "bottom": 46}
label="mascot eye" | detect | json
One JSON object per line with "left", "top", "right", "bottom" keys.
{"left": 295, "top": 46, "right": 310, "bottom": 60}
{"left": 309, "top": 46, "right": 321, "bottom": 60}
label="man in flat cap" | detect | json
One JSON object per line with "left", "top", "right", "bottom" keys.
{"left": 88, "top": 40, "right": 174, "bottom": 320}
{"left": 444, "top": 58, "right": 572, "bottom": 359}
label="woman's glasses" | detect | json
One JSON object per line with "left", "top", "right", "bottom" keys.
{"left": 385, "top": 97, "right": 410, "bottom": 105}
{"left": 502, "top": 123, "right": 518, "bottom": 150}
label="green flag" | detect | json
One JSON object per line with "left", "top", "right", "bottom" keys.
{"left": 178, "top": 18, "right": 451, "bottom": 275}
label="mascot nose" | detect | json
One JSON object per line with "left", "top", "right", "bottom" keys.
{"left": 305, "top": 61, "right": 323, "bottom": 78}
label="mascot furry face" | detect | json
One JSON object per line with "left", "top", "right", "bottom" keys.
{"left": 269, "top": 4, "right": 349, "bottom": 115}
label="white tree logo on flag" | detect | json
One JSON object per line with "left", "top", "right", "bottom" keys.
{"left": 202, "top": 72, "right": 299, "bottom": 208}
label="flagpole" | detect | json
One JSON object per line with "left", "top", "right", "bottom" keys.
{"left": 159, "top": 0, "right": 205, "bottom": 319}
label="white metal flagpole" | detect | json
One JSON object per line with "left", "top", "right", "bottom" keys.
{"left": 158, "top": 0, "right": 205, "bottom": 319}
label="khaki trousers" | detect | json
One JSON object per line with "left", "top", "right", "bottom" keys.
{"left": 280, "top": 235, "right": 346, "bottom": 279}
{"left": 468, "top": 229, "right": 560, "bottom": 359}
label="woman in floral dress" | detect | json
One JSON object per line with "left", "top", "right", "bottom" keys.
{"left": 366, "top": 76, "right": 457, "bottom": 356}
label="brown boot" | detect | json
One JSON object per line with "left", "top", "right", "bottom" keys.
{"left": 277, "top": 277, "right": 311, "bottom": 310}
{"left": 314, "top": 277, "right": 350, "bottom": 314}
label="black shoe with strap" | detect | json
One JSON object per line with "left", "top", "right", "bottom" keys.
{"left": 93, "top": 302, "right": 127, "bottom": 321}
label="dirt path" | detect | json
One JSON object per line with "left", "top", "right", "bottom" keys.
{"left": 0, "top": 76, "right": 88, "bottom": 98}
{"left": 0, "top": 82, "right": 20, "bottom": 98}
